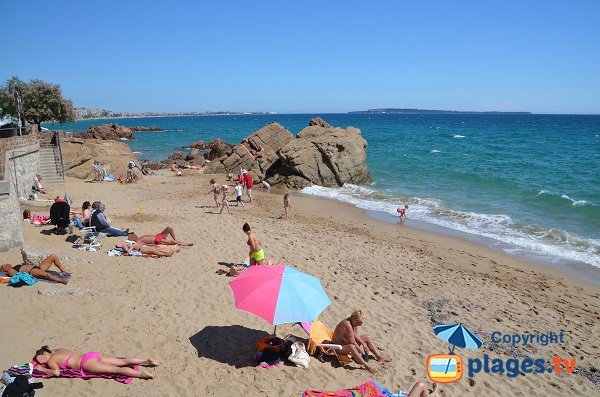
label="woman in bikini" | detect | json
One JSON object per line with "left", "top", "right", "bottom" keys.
{"left": 32, "top": 345, "right": 158, "bottom": 379}
{"left": 2, "top": 255, "right": 70, "bottom": 284}
{"left": 117, "top": 240, "right": 180, "bottom": 257}
{"left": 208, "top": 179, "right": 221, "bottom": 208}
{"left": 243, "top": 223, "right": 265, "bottom": 265}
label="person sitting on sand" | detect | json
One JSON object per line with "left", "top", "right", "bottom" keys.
{"left": 243, "top": 223, "right": 265, "bottom": 265}
{"left": 260, "top": 179, "right": 271, "bottom": 191}
{"left": 32, "top": 345, "right": 158, "bottom": 380}
{"left": 117, "top": 240, "right": 181, "bottom": 257}
{"left": 72, "top": 201, "right": 92, "bottom": 230}
{"left": 2, "top": 254, "right": 70, "bottom": 285}
{"left": 208, "top": 179, "right": 221, "bottom": 208}
{"left": 33, "top": 174, "right": 47, "bottom": 194}
{"left": 332, "top": 309, "right": 391, "bottom": 374}
{"left": 90, "top": 203, "right": 129, "bottom": 236}
{"left": 129, "top": 226, "right": 193, "bottom": 246}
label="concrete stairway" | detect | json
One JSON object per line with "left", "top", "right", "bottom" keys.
{"left": 39, "top": 147, "right": 64, "bottom": 189}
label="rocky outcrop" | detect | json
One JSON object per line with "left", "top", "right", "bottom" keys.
{"left": 308, "top": 117, "right": 331, "bottom": 128}
{"left": 203, "top": 118, "right": 371, "bottom": 188}
{"left": 203, "top": 122, "right": 293, "bottom": 180}
{"left": 79, "top": 124, "right": 134, "bottom": 140}
{"left": 187, "top": 138, "right": 234, "bottom": 161}
{"left": 129, "top": 125, "right": 162, "bottom": 132}
{"left": 276, "top": 124, "right": 371, "bottom": 187}
{"left": 61, "top": 139, "right": 140, "bottom": 179}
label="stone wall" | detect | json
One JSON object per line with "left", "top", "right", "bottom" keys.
{"left": 0, "top": 127, "right": 40, "bottom": 251}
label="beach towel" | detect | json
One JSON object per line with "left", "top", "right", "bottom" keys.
{"left": 6, "top": 363, "right": 137, "bottom": 384}
{"left": 37, "top": 271, "right": 71, "bottom": 284}
{"left": 303, "top": 380, "right": 407, "bottom": 397}
{"left": 8, "top": 272, "right": 37, "bottom": 287}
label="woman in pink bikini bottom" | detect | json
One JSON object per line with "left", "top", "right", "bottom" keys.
{"left": 32, "top": 346, "right": 159, "bottom": 379}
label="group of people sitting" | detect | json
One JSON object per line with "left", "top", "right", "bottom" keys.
{"left": 71, "top": 200, "right": 129, "bottom": 236}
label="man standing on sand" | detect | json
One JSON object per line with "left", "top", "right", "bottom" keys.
{"left": 332, "top": 309, "right": 391, "bottom": 374}
{"left": 243, "top": 170, "right": 254, "bottom": 205}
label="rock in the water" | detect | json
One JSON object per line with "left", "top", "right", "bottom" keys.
{"left": 308, "top": 117, "right": 331, "bottom": 128}
{"left": 129, "top": 125, "right": 162, "bottom": 132}
{"left": 79, "top": 124, "right": 134, "bottom": 140}
{"left": 280, "top": 124, "right": 371, "bottom": 187}
{"left": 188, "top": 138, "right": 234, "bottom": 160}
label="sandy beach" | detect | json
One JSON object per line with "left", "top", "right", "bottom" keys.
{"left": 1, "top": 172, "right": 599, "bottom": 396}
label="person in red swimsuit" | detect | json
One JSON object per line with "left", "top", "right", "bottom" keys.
{"left": 129, "top": 226, "right": 193, "bottom": 246}
{"left": 32, "top": 346, "right": 158, "bottom": 379}
{"left": 397, "top": 205, "right": 408, "bottom": 219}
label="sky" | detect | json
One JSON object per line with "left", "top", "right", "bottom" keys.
{"left": 2, "top": 1, "right": 600, "bottom": 114}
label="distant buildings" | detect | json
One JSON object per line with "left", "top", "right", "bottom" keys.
{"left": 74, "top": 107, "right": 275, "bottom": 120}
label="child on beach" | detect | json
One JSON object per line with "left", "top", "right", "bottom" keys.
{"left": 243, "top": 223, "right": 265, "bottom": 265}
{"left": 219, "top": 185, "right": 232, "bottom": 215}
{"left": 397, "top": 205, "right": 408, "bottom": 219}
{"left": 234, "top": 181, "right": 245, "bottom": 207}
{"left": 282, "top": 193, "right": 291, "bottom": 219}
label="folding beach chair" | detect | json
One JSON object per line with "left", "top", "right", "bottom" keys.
{"left": 304, "top": 319, "right": 351, "bottom": 366}
{"left": 74, "top": 226, "right": 102, "bottom": 251}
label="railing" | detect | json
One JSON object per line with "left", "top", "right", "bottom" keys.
{"left": 54, "top": 132, "right": 65, "bottom": 179}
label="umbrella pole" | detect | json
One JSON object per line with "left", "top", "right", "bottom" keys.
{"left": 273, "top": 325, "right": 277, "bottom": 336}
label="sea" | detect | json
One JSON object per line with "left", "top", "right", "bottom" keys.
{"left": 46, "top": 113, "right": 600, "bottom": 280}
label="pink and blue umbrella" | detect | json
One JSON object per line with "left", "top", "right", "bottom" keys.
{"left": 229, "top": 264, "right": 331, "bottom": 333}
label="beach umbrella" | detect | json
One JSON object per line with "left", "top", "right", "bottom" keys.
{"left": 433, "top": 323, "right": 482, "bottom": 373}
{"left": 229, "top": 264, "right": 331, "bottom": 334}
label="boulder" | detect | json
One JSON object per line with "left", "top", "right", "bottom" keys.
{"left": 308, "top": 117, "right": 331, "bottom": 128}
{"left": 279, "top": 124, "right": 371, "bottom": 187}
{"left": 21, "top": 245, "right": 68, "bottom": 266}
{"left": 79, "top": 124, "right": 134, "bottom": 140}
{"left": 186, "top": 148, "right": 202, "bottom": 161}
{"left": 204, "top": 122, "right": 293, "bottom": 178}
{"left": 61, "top": 139, "right": 140, "bottom": 180}
{"left": 169, "top": 151, "right": 185, "bottom": 161}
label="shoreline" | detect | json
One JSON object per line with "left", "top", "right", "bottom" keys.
{"left": 289, "top": 192, "right": 600, "bottom": 291}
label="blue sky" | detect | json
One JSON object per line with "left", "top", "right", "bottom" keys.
{"left": 2, "top": 1, "right": 599, "bottom": 114}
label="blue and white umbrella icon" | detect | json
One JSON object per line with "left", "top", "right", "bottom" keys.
{"left": 433, "top": 323, "right": 482, "bottom": 373}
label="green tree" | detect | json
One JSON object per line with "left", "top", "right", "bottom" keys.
{"left": 0, "top": 76, "right": 75, "bottom": 131}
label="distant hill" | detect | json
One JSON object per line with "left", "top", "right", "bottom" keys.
{"left": 348, "top": 108, "right": 532, "bottom": 115}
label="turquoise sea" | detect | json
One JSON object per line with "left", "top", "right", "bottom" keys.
{"left": 47, "top": 114, "right": 600, "bottom": 276}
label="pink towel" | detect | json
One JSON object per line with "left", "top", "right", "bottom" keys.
{"left": 30, "top": 362, "right": 137, "bottom": 384}
{"left": 303, "top": 380, "right": 388, "bottom": 397}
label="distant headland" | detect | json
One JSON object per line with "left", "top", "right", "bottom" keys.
{"left": 348, "top": 108, "right": 532, "bottom": 115}
{"left": 74, "top": 107, "right": 275, "bottom": 120}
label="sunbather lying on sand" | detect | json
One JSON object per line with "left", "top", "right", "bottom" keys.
{"left": 32, "top": 345, "right": 158, "bottom": 379}
{"left": 116, "top": 241, "right": 180, "bottom": 257}
{"left": 332, "top": 309, "right": 391, "bottom": 374}
{"left": 129, "top": 226, "right": 193, "bottom": 246}
{"left": 2, "top": 255, "right": 70, "bottom": 285}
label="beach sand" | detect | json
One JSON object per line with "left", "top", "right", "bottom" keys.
{"left": 1, "top": 173, "right": 599, "bottom": 396}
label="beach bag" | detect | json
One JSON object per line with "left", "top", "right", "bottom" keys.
{"left": 288, "top": 341, "right": 310, "bottom": 369}
{"left": 256, "top": 336, "right": 284, "bottom": 353}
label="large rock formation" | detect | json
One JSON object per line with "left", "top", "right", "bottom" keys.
{"left": 187, "top": 138, "right": 234, "bottom": 161}
{"left": 61, "top": 139, "right": 140, "bottom": 179}
{"left": 204, "top": 118, "right": 371, "bottom": 188}
{"left": 203, "top": 122, "right": 294, "bottom": 179}
{"left": 79, "top": 124, "right": 134, "bottom": 140}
